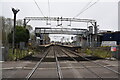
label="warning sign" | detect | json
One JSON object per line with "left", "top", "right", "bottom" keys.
{"left": 111, "top": 47, "right": 117, "bottom": 52}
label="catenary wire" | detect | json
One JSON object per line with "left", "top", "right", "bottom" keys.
{"left": 73, "top": 0, "right": 93, "bottom": 18}
{"left": 74, "top": 0, "right": 99, "bottom": 18}
{"left": 33, "top": 0, "right": 45, "bottom": 17}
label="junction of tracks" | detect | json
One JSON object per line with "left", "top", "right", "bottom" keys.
{"left": 2, "top": 45, "right": 119, "bottom": 80}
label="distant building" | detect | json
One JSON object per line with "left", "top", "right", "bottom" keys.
{"left": 99, "top": 31, "right": 120, "bottom": 46}
{"left": 72, "top": 35, "right": 88, "bottom": 48}
{"left": 35, "top": 33, "right": 50, "bottom": 45}
{"left": 72, "top": 31, "right": 120, "bottom": 47}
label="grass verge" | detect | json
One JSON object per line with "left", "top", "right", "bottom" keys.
{"left": 79, "top": 47, "right": 112, "bottom": 58}
{"left": 8, "top": 48, "right": 34, "bottom": 61}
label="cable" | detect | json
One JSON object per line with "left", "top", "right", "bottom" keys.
{"left": 75, "top": 0, "right": 99, "bottom": 18}
{"left": 33, "top": 0, "right": 45, "bottom": 17}
{"left": 74, "top": 0, "right": 93, "bottom": 18}
{"left": 74, "top": 0, "right": 99, "bottom": 18}
{"left": 48, "top": 0, "right": 50, "bottom": 18}
{"left": 47, "top": 0, "right": 51, "bottom": 25}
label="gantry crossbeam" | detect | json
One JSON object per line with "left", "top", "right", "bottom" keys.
{"left": 24, "top": 17, "right": 96, "bottom": 23}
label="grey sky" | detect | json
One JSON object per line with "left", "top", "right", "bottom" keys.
{"left": 1, "top": 0, "right": 119, "bottom": 42}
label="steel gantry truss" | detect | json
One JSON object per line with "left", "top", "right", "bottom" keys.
{"left": 35, "top": 27, "right": 88, "bottom": 35}
{"left": 24, "top": 17, "right": 97, "bottom": 34}
{"left": 24, "top": 17, "right": 96, "bottom": 22}
{"left": 24, "top": 17, "right": 96, "bottom": 27}
{"left": 23, "top": 16, "right": 97, "bottom": 34}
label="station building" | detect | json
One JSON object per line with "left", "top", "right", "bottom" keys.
{"left": 99, "top": 31, "right": 120, "bottom": 46}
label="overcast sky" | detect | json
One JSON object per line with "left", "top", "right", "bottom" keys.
{"left": 0, "top": 0, "right": 119, "bottom": 42}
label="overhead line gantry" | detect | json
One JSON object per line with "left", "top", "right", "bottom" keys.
{"left": 23, "top": 16, "right": 98, "bottom": 35}
{"left": 24, "top": 17, "right": 97, "bottom": 33}
{"left": 24, "top": 17, "right": 96, "bottom": 24}
{"left": 23, "top": 16, "right": 98, "bottom": 47}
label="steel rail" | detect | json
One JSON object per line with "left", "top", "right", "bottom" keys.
{"left": 61, "top": 48, "right": 103, "bottom": 80}
{"left": 26, "top": 47, "right": 51, "bottom": 80}
{"left": 56, "top": 46, "right": 64, "bottom": 57}
{"left": 65, "top": 48, "right": 120, "bottom": 75}
{"left": 57, "top": 46, "right": 86, "bottom": 79}
{"left": 53, "top": 46, "right": 63, "bottom": 80}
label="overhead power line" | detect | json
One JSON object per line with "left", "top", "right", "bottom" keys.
{"left": 47, "top": 0, "right": 51, "bottom": 25}
{"left": 33, "top": 0, "right": 45, "bottom": 17}
{"left": 48, "top": 0, "right": 51, "bottom": 18}
{"left": 74, "top": 0, "right": 93, "bottom": 18}
{"left": 74, "top": 0, "right": 99, "bottom": 18}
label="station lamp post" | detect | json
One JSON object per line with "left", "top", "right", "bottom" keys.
{"left": 12, "top": 8, "right": 20, "bottom": 54}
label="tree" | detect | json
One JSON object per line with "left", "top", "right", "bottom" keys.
{"left": 16, "top": 19, "right": 23, "bottom": 26}
{"left": 0, "top": 17, "right": 13, "bottom": 46}
{"left": 1, "top": 16, "right": 7, "bottom": 46}
{"left": 8, "top": 26, "right": 30, "bottom": 46}
{"left": 26, "top": 25, "right": 33, "bottom": 31}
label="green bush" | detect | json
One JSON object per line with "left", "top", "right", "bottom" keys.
{"left": 86, "top": 49, "right": 92, "bottom": 55}
{"left": 8, "top": 48, "right": 34, "bottom": 61}
{"left": 79, "top": 47, "right": 112, "bottom": 58}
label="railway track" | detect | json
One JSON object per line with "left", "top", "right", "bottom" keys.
{"left": 18, "top": 45, "right": 118, "bottom": 80}
{"left": 54, "top": 46, "right": 63, "bottom": 80}
{"left": 25, "top": 46, "right": 63, "bottom": 80}
{"left": 60, "top": 47, "right": 103, "bottom": 80}
{"left": 26, "top": 47, "right": 51, "bottom": 80}
{"left": 60, "top": 46, "right": 119, "bottom": 78}
{"left": 62, "top": 47, "right": 120, "bottom": 75}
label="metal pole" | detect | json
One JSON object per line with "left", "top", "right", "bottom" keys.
{"left": 44, "top": 29, "right": 45, "bottom": 45}
{"left": 12, "top": 13, "right": 16, "bottom": 54}
{"left": 24, "top": 19, "right": 26, "bottom": 28}
{"left": 90, "top": 34, "right": 92, "bottom": 47}
{"left": 12, "top": 8, "right": 20, "bottom": 55}
{"left": 94, "top": 22, "right": 97, "bottom": 47}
